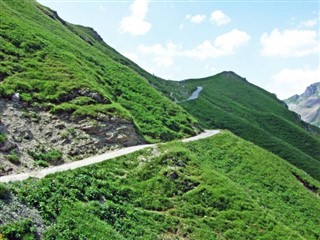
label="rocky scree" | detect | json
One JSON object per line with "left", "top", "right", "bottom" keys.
{"left": 0, "top": 99, "right": 142, "bottom": 176}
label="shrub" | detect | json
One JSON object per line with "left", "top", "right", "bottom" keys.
{"left": 0, "top": 183, "right": 10, "bottom": 200}
{"left": 28, "top": 147, "right": 62, "bottom": 165}
{"left": 35, "top": 160, "right": 49, "bottom": 167}
{"left": 6, "top": 151, "right": 20, "bottom": 165}
{"left": 0, "top": 133, "right": 6, "bottom": 144}
{"left": 0, "top": 219, "right": 37, "bottom": 240}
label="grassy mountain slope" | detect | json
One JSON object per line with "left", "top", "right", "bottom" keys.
{"left": 1, "top": 132, "right": 319, "bottom": 239}
{"left": 0, "top": 0, "right": 198, "bottom": 143}
{"left": 150, "top": 72, "right": 320, "bottom": 180}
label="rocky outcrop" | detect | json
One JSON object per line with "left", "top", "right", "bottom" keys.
{"left": 0, "top": 99, "right": 143, "bottom": 176}
{"left": 284, "top": 82, "right": 320, "bottom": 128}
{"left": 58, "top": 89, "right": 110, "bottom": 104}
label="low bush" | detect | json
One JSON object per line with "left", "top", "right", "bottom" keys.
{"left": 6, "top": 151, "right": 20, "bottom": 165}
{"left": 0, "top": 183, "right": 10, "bottom": 200}
{"left": 28, "top": 147, "right": 62, "bottom": 165}
{"left": 0, "top": 219, "right": 37, "bottom": 240}
{"left": 0, "top": 133, "right": 6, "bottom": 144}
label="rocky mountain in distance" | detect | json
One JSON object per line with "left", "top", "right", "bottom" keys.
{"left": 284, "top": 82, "right": 320, "bottom": 128}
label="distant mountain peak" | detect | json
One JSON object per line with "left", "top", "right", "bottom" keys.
{"left": 284, "top": 82, "right": 320, "bottom": 128}
{"left": 301, "top": 82, "right": 320, "bottom": 99}
{"left": 219, "top": 71, "right": 247, "bottom": 82}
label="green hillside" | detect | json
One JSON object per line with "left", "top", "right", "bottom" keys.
{"left": 150, "top": 72, "right": 320, "bottom": 180}
{"left": 1, "top": 132, "right": 319, "bottom": 239}
{"left": 0, "top": 0, "right": 198, "bottom": 143}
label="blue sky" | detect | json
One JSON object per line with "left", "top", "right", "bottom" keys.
{"left": 38, "top": 0, "right": 319, "bottom": 99}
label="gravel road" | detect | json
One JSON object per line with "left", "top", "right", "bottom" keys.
{"left": 0, "top": 130, "right": 220, "bottom": 183}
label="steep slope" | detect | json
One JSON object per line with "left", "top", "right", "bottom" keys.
{"left": 1, "top": 132, "right": 319, "bottom": 239}
{"left": 284, "top": 82, "right": 320, "bottom": 128}
{"left": 150, "top": 72, "right": 320, "bottom": 180}
{"left": 0, "top": 0, "right": 199, "bottom": 173}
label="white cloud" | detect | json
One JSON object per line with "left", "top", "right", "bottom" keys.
{"left": 266, "top": 67, "right": 320, "bottom": 99}
{"left": 183, "top": 29, "right": 250, "bottom": 60}
{"left": 189, "top": 14, "right": 206, "bottom": 24}
{"left": 120, "top": 0, "right": 151, "bottom": 36}
{"left": 211, "top": 10, "right": 231, "bottom": 26}
{"left": 260, "top": 29, "right": 319, "bottom": 57}
{"left": 299, "top": 18, "right": 318, "bottom": 27}
{"left": 179, "top": 24, "right": 184, "bottom": 29}
{"left": 133, "top": 29, "right": 250, "bottom": 71}
{"left": 138, "top": 42, "right": 179, "bottom": 68}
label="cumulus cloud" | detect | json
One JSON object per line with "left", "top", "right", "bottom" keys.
{"left": 267, "top": 67, "right": 320, "bottom": 99}
{"left": 135, "top": 29, "right": 250, "bottom": 66}
{"left": 138, "top": 42, "right": 179, "bottom": 67}
{"left": 183, "top": 29, "right": 250, "bottom": 60}
{"left": 120, "top": 0, "right": 151, "bottom": 36}
{"left": 260, "top": 29, "right": 319, "bottom": 57}
{"left": 211, "top": 10, "right": 231, "bottom": 26}
{"left": 188, "top": 14, "right": 206, "bottom": 24}
{"left": 299, "top": 18, "right": 318, "bottom": 27}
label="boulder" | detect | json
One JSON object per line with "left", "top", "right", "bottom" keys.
{"left": 0, "top": 141, "right": 17, "bottom": 152}
{"left": 12, "top": 93, "right": 20, "bottom": 102}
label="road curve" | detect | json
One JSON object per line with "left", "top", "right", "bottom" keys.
{"left": 0, "top": 130, "right": 220, "bottom": 183}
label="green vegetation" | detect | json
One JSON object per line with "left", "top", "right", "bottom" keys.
{"left": 0, "top": 133, "right": 6, "bottom": 144}
{"left": 0, "top": 0, "right": 198, "bottom": 142}
{"left": 28, "top": 147, "right": 62, "bottom": 167}
{"left": 0, "top": 183, "right": 10, "bottom": 200}
{"left": 0, "top": 219, "right": 37, "bottom": 240}
{"left": 6, "top": 150, "right": 20, "bottom": 165}
{"left": 3, "top": 132, "right": 319, "bottom": 239}
{"left": 151, "top": 72, "right": 320, "bottom": 180}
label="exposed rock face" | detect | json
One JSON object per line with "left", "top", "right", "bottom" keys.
{"left": 284, "top": 82, "right": 320, "bottom": 128}
{"left": 0, "top": 99, "right": 143, "bottom": 176}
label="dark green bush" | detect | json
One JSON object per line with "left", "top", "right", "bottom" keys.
{"left": 28, "top": 148, "right": 62, "bottom": 165}
{"left": 0, "top": 183, "right": 10, "bottom": 200}
{"left": 0, "top": 133, "right": 6, "bottom": 144}
{"left": 0, "top": 219, "right": 36, "bottom": 240}
{"left": 6, "top": 151, "right": 20, "bottom": 165}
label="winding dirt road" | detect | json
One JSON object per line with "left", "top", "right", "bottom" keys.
{"left": 0, "top": 130, "right": 220, "bottom": 183}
